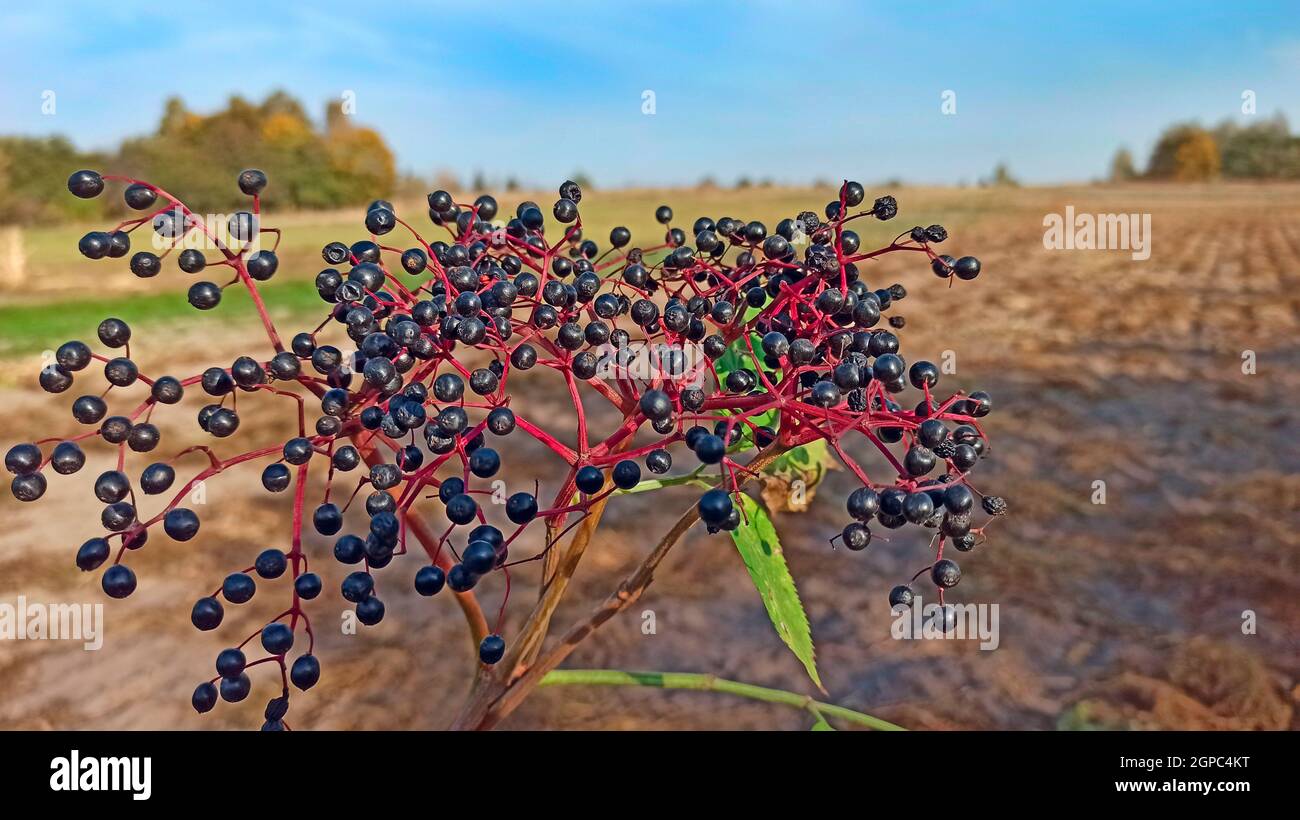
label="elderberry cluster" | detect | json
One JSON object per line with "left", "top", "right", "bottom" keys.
{"left": 5, "top": 168, "right": 1006, "bottom": 728}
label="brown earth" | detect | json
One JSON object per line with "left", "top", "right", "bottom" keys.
{"left": 1, "top": 183, "right": 1298, "bottom": 730}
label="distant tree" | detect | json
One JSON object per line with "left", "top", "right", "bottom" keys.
{"left": 504, "top": 176, "right": 521, "bottom": 192}
{"left": 0, "top": 91, "right": 397, "bottom": 224}
{"left": 392, "top": 172, "right": 431, "bottom": 202}
{"left": 1109, "top": 147, "right": 1139, "bottom": 182}
{"left": 1214, "top": 113, "right": 1300, "bottom": 179}
{"left": 569, "top": 171, "right": 594, "bottom": 190}
{"left": 1173, "top": 133, "right": 1220, "bottom": 181}
{"left": 735, "top": 176, "right": 753, "bottom": 189}
{"left": 325, "top": 98, "right": 349, "bottom": 132}
{"left": 158, "top": 96, "right": 192, "bottom": 136}
{"left": 113, "top": 91, "right": 397, "bottom": 211}
{"left": 431, "top": 169, "right": 462, "bottom": 192}
{"left": 324, "top": 118, "right": 397, "bottom": 203}
{"left": 0, "top": 136, "right": 106, "bottom": 223}
{"left": 1146, "top": 124, "right": 1220, "bottom": 181}
{"left": 471, "top": 170, "right": 487, "bottom": 192}
{"left": 980, "top": 163, "right": 1019, "bottom": 188}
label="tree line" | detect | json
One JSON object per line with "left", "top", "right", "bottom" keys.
{"left": 1111, "top": 113, "right": 1300, "bottom": 182}
{"left": 0, "top": 91, "right": 397, "bottom": 225}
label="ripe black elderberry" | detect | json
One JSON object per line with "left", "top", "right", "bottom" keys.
{"left": 68, "top": 170, "right": 104, "bottom": 198}
{"left": 101, "top": 564, "right": 136, "bottom": 598}
{"left": 291, "top": 655, "right": 321, "bottom": 690}
{"left": 191, "top": 597, "right": 224, "bottom": 631}
{"left": 697, "top": 489, "right": 734, "bottom": 525}
{"left": 415, "top": 565, "right": 446, "bottom": 596}
{"left": 261, "top": 623, "right": 294, "bottom": 655}
{"left": 479, "top": 634, "right": 506, "bottom": 664}
{"left": 295, "top": 573, "right": 322, "bottom": 600}
{"left": 76, "top": 538, "right": 110, "bottom": 571}
{"left": 356, "top": 596, "right": 385, "bottom": 626}
{"left": 255, "top": 549, "right": 288, "bottom": 579}
{"left": 222, "top": 572, "right": 256, "bottom": 604}
{"left": 164, "top": 508, "right": 200, "bottom": 541}
{"left": 220, "top": 673, "right": 252, "bottom": 703}
{"left": 192, "top": 682, "right": 218, "bottom": 714}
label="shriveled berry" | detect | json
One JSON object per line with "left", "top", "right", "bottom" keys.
{"left": 931, "top": 558, "right": 961, "bottom": 588}
{"left": 841, "top": 522, "right": 871, "bottom": 551}
{"left": 888, "top": 585, "right": 914, "bottom": 609}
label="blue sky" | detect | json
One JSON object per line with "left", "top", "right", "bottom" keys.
{"left": 2, "top": 1, "right": 1298, "bottom": 186}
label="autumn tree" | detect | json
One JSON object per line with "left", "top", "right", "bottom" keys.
{"left": 1146, "top": 124, "right": 1220, "bottom": 181}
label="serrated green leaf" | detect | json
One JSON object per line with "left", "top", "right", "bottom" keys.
{"left": 727, "top": 494, "right": 822, "bottom": 690}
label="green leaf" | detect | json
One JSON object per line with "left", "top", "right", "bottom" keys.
{"left": 713, "top": 332, "right": 779, "bottom": 452}
{"left": 810, "top": 714, "right": 836, "bottom": 731}
{"left": 713, "top": 331, "right": 764, "bottom": 384}
{"left": 764, "top": 438, "right": 835, "bottom": 477}
{"left": 727, "top": 494, "right": 822, "bottom": 690}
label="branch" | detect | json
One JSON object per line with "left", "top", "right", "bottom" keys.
{"left": 470, "top": 443, "right": 787, "bottom": 728}
{"left": 406, "top": 514, "right": 490, "bottom": 649}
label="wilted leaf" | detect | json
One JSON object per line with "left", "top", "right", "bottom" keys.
{"left": 761, "top": 438, "right": 838, "bottom": 512}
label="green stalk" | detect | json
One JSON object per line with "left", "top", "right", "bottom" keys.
{"left": 616, "top": 468, "right": 711, "bottom": 494}
{"left": 539, "top": 669, "right": 904, "bottom": 731}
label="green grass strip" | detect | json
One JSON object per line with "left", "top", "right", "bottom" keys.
{"left": 0, "top": 280, "right": 325, "bottom": 356}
